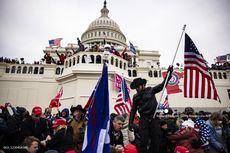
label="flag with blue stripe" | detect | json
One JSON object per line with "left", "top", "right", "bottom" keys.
{"left": 121, "top": 78, "right": 129, "bottom": 102}
{"left": 82, "top": 64, "right": 110, "bottom": 153}
{"left": 129, "top": 41, "right": 136, "bottom": 54}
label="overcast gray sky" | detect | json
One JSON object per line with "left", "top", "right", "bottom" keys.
{"left": 0, "top": 0, "right": 229, "bottom": 67}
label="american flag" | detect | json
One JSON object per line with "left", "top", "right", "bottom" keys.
{"left": 162, "top": 95, "right": 169, "bottom": 109}
{"left": 184, "top": 33, "right": 220, "bottom": 102}
{"left": 114, "top": 78, "right": 132, "bottom": 115}
{"left": 49, "top": 38, "right": 63, "bottom": 47}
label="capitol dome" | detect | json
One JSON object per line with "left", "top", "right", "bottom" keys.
{"left": 81, "top": 1, "right": 127, "bottom": 47}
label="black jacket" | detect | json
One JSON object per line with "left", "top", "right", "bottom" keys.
{"left": 109, "top": 122, "right": 124, "bottom": 147}
{"left": 129, "top": 76, "right": 171, "bottom": 124}
{"left": 46, "top": 127, "right": 75, "bottom": 153}
{"left": 20, "top": 116, "right": 49, "bottom": 141}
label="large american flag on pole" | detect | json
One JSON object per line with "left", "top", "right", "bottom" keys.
{"left": 114, "top": 78, "right": 132, "bottom": 115}
{"left": 184, "top": 33, "right": 220, "bottom": 102}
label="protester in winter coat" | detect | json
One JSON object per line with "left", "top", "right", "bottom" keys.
{"left": 110, "top": 115, "right": 125, "bottom": 153}
{"left": 168, "top": 119, "right": 204, "bottom": 153}
{"left": 41, "top": 118, "right": 75, "bottom": 153}
{"left": 121, "top": 113, "right": 138, "bottom": 153}
{"left": 206, "top": 112, "right": 228, "bottom": 153}
{"left": 61, "top": 108, "right": 71, "bottom": 124}
{"left": 3, "top": 106, "right": 28, "bottom": 148}
{"left": 121, "top": 113, "right": 135, "bottom": 146}
{"left": 20, "top": 106, "right": 49, "bottom": 153}
{"left": 194, "top": 111, "right": 210, "bottom": 153}
{"left": 159, "top": 120, "right": 170, "bottom": 153}
{"left": 129, "top": 66, "right": 173, "bottom": 153}
{"left": 55, "top": 50, "right": 66, "bottom": 65}
{"left": 222, "top": 111, "right": 230, "bottom": 153}
{"left": 70, "top": 105, "right": 86, "bottom": 153}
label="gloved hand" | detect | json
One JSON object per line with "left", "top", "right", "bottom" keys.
{"left": 128, "top": 123, "right": 133, "bottom": 132}
{"left": 167, "top": 65, "right": 174, "bottom": 75}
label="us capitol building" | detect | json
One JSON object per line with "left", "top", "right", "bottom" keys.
{"left": 0, "top": 1, "right": 229, "bottom": 113}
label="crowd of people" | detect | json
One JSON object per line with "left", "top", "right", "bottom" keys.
{"left": 0, "top": 102, "right": 229, "bottom": 153}
{"left": 210, "top": 62, "right": 230, "bottom": 70}
{"left": 0, "top": 43, "right": 133, "bottom": 67}
{"left": 0, "top": 57, "right": 25, "bottom": 64}
{"left": 0, "top": 66, "right": 230, "bottom": 153}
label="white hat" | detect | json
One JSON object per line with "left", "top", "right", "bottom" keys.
{"left": 182, "top": 119, "right": 195, "bottom": 128}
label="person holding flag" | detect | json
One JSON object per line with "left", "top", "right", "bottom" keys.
{"left": 128, "top": 66, "right": 173, "bottom": 153}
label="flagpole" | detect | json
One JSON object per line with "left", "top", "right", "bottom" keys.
{"left": 153, "top": 24, "right": 186, "bottom": 118}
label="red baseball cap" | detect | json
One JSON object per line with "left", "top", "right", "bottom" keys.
{"left": 174, "top": 146, "right": 189, "bottom": 153}
{"left": 32, "top": 106, "right": 42, "bottom": 116}
{"left": 124, "top": 144, "right": 138, "bottom": 153}
{"left": 52, "top": 118, "right": 66, "bottom": 128}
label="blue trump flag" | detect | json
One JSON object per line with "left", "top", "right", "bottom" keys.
{"left": 82, "top": 64, "right": 110, "bottom": 153}
{"left": 129, "top": 41, "right": 136, "bottom": 54}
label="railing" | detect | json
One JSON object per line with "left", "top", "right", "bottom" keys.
{"left": 0, "top": 63, "right": 64, "bottom": 76}
{"left": 64, "top": 51, "right": 129, "bottom": 71}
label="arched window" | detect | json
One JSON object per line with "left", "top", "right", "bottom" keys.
{"left": 28, "top": 66, "right": 33, "bottom": 74}
{"left": 82, "top": 54, "right": 87, "bottom": 63}
{"left": 115, "top": 59, "right": 118, "bottom": 67}
{"left": 77, "top": 56, "right": 80, "bottom": 64}
{"left": 65, "top": 61, "right": 68, "bottom": 68}
{"left": 223, "top": 72, "right": 227, "bottom": 79}
{"left": 133, "top": 70, "right": 137, "bottom": 77}
{"left": 148, "top": 70, "right": 153, "bottom": 77}
{"left": 96, "top": 55, "right": 101, "bottom": 64}
{"left": 17, "top": 66, "right": 21, "bottom": 74}
{"left": 5, "top": 67, "right": 10, "bottom": 73}
{"left": 128, "top": 70, "right": 131, "bottom": 77}
{"left": 56, "top": 67, "right": 61, "bottom": 75}
{"left": 73, "top": 57, "right": 76, "bottom": 66}
{"left": 154, "top": 70, "right": 158, "bottom": 77}
{"left": 158, "top": 70, "right": 162, "bottom": 77}
{"left": 124, "top": 63, "right": 126, "bottom": 70}
{"left": 22, "top": 66, "right": 27, "bottom": 74}
{"left": 90, "top": 55, "right": 94, "bottom": 63}
{"left": 213, "top": 72, "right": 217, "bottom": 79}
{"left": 111, "top": 57, "right": 114, "bottom": 65}
{"left": 39, "top": 67, "right": 44, "bottom": 74}
{"left": 119, "top": 61, "right": 122, "bottom": 69}
{"left": 218, "top": 72, "right": 222, "bottom": 79}
{"left": 34, "top": 67, "right": 38, "bottom": 74}
{"left": 69, "top": 59, "right": 72, "bottom": 67}
{"left": 11, "top": 66, "right": 16, "bottom": 73}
